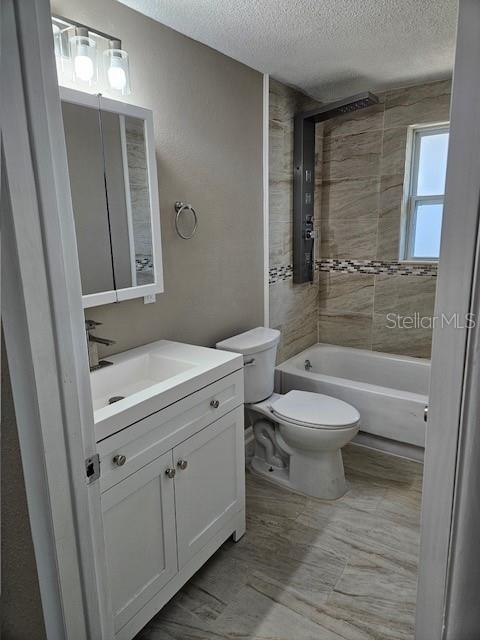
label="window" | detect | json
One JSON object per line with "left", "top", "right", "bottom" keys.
{"left": 402, "top": 123, "right": 449, "bottom": 261}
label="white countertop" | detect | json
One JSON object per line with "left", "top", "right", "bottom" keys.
{"left": 91, "top": 340, "right": 243, "bottom": 442}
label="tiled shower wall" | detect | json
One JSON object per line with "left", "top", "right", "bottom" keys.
{"left": 318, "top": 79, "right": 450, "bottom": 358}
{"left": 268, "top": 79, "right": 322, "bottom": 362}
{"left": 269, "top": 78, "right": 451, "bottom": 361}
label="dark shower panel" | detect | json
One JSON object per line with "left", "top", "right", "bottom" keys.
{"left": 293, "top": 91, "right": 379, "bottom": 283}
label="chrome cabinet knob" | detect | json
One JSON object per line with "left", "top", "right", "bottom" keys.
{"left": 177, "top": 459, "right": 188, "bottom": 470}
{"left": 210, "top": 399, "right": 220, "bottom": 409}
{"left": 165, "top": 467, "right": 176, "bottom": 479}
{"left": 113, "top": 454, "right": 127, "bottom": 467}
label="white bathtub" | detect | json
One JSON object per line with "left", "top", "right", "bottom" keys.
{"left": 276, "top": 343, "right": 430, "bottom": 448}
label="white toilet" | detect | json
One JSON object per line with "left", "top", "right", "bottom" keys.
{"left": 216, "top": 327, "right": 360, "bottom": 500}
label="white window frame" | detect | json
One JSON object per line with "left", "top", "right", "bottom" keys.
{"left": 400, "top": 122, "right": 450, "bottom": 262}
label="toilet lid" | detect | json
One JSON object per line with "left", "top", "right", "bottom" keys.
{"left": 271, "top": 390, "right": 360, "bottom": 429}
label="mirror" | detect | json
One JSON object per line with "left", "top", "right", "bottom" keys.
{"left": 61, "top": 88, "right": 163, "bottom": 307}
{"left": 62, "top": 101, "right": 115, "bottom": 295}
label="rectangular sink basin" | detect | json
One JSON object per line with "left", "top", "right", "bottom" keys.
{"left": 91, "top": 353, "right": 196, "bottom": 412}
{"left": 90, "top": 340, "right": 243, "bottom": 441}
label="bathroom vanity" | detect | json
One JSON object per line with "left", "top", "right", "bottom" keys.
{"left": 91, "top": 341, "right": 245, "bottom": 639}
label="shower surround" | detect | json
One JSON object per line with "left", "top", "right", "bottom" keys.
{"left": 269, "top": 78, "right": 451, "bottom": 361}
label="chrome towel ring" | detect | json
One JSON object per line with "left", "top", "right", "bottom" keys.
{"left": 174, "top": 201, "right": 198, "bottom": 239}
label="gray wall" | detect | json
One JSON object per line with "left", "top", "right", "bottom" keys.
{"left": 53, "top": 0, "right": 265, "bottom": 353}
{"left": 1, "top": 339, "right": 47, "bottom": 640}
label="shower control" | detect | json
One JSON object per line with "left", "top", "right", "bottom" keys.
{"left": 294, "top": 91, "right": 379, "bottom": 283}
{"left": 304, "top": 218, "right": 315, "bottom": 240}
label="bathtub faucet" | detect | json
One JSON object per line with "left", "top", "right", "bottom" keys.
{"left": 304, "top": 359, "right": 312, "bottom": 371}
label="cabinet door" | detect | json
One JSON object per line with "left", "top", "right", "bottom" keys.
{"left": 102, "top": 451, "right": 177, "bottom": 633}
{"left": 173, "top": 407, "right": 245, "bottom": 569}
{"left": 61, "top": 99, "right": 116, "bottom": 299}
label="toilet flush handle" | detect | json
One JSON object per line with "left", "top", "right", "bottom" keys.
{"left": 244, "top": 358, "right": 256, "bottom": 367}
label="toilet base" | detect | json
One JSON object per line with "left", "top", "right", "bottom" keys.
{"left": 250, "top": 448, "right": 349, "bottom": 500}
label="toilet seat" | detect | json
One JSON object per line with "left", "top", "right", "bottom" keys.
{"left": 270, "top": 390, "right": 360, "bottom": 430}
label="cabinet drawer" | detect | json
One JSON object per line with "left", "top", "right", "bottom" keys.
{"left": 99, "top": 369, "right": 243, "bottom": 492}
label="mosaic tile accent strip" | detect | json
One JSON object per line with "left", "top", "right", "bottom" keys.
{"left": 269, "top": 264, "right": 293, "bottom": 284}
{"left": 269, "top": 259, "right": 437, "bottom": 284}
{"left": 317, "top": 259, "right": 438, "bottom": 277}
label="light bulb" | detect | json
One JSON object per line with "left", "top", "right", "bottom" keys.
{"left": 108, "top": 64, "right": 127, "bottom": 91}
{"left": 74, "top": 53, "right": 94, "bottom": 82}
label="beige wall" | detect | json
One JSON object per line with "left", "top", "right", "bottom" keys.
{"left": 268, "top": 79, "right": 322, "bottom": 362}
{"left": 318, "top": 79, "right": 450, "bottom": 358}
{"left": 53, "top": 0, "right": 264, "bottom": 353}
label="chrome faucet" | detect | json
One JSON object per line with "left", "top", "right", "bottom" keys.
{"left": 304, "top": 359, "right": 312, "bottom": 371}
{"left": 85, "top": 319, "right": 116, "bottom": 371}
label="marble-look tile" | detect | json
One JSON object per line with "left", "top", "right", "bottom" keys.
{"left": 319, "top": 272, "right": 374, "bottom": 315}
{"left": 269, "top": 221, "right": 293, "bottom": 266}
{"left": 333, "top": 545, "right": 417, "bottom": 604}
{"left": 320, "top": 216, "right": 378, "bottom": 260}
{"left": 269, "top": 78, "right": 301, "bottom": 123}
{"left": 380, "top": 127, "right": 408, "bottom": 176}
{"left": 269, "top": 278, "right": 318, "bottom": 329}
{"left": 343, "top": 443, "right": 423, "bottom": 487}
{"left": 376, "top": 174, "right": 404, "bottom": 261}
{"left": 321, "top": 177, "right": 379, "bottom": 222}
{"left": 323, "top": 100, "right": 385, "bottom": 139}
{"left": 323, "top": 130, "right": 383, "bottom": 180}
{"left": 372, "top": 313, "right": 433, "bottom": 358}
{"left": 269, "top": 120, "right": 294, "bottom": 177}
{"left": 374, "top": 274, "right": 437, "bottom": 317}
{"left": 275, "top": 308, "right": 318, "bottom": 364}
{"left": 312, "top": 589, "right": 415, "bottom": 640}
{"left": 269, "top": 177, "right": 293, "bottom": 224}
{"left": 317, "top": 313, "right": 372, "bottom": 349}
{"left": 245, "top": 472, "right": 307, "bottom": 520}
{"left": 384, "top": 80, "right": 451, "bottom": 130}
{"left": 213, "top": 582, "right": 340, "bottom": 640}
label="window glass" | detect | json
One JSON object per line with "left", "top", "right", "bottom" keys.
{"left": 412, "top": 201, "right": 443, "bottom": 258}
{"left": 403, "top": 124, "right": 449, "bottom": 261}
{"left": 415, "top": 131, "right": 449, "bottom": 196}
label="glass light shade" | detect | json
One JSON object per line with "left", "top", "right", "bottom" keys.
{"left": 52, "top": 24, "right": 62, "bottom": 78}
{"left": 69, "top": 34, "right": 97, "bottom": 85}
{"left": 52, "top": 22, "right": 74, "bottom": 83}
{"left": 104, "top": 48, "right": 131, "bottom": 95}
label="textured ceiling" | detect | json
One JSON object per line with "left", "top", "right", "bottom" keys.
{"left": 118, "top": 0, "right": 457, "bottom": 100}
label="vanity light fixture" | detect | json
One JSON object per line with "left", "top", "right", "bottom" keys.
{"left": 51, "top": 16, "right": 131, "bottom": 96}
{"left": 104, "top": 40, "right": 131, "bottom": 95}
{"left": 70, "top": 27, "right": 97, "bottom": 84}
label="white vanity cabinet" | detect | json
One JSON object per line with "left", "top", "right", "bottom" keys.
{"left": 97, "top": 369, "right": 245, "bottom": 640}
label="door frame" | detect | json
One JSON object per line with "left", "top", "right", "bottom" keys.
{"left": 3, "top": 0, "right": 480, "bottom": 638}
{"left": 1, "top": 0, "right": 112, "bottom": 637}
{"left": 415, "top": 0, "right": 480, "bottom": 637}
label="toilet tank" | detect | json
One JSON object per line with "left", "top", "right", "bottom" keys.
{"left": 216, "top": 327, "right": 281, "bottom": 403}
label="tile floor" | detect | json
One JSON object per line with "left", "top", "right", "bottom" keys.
{"left": 136, "top": 444, "right": 423, "bottom": 640}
